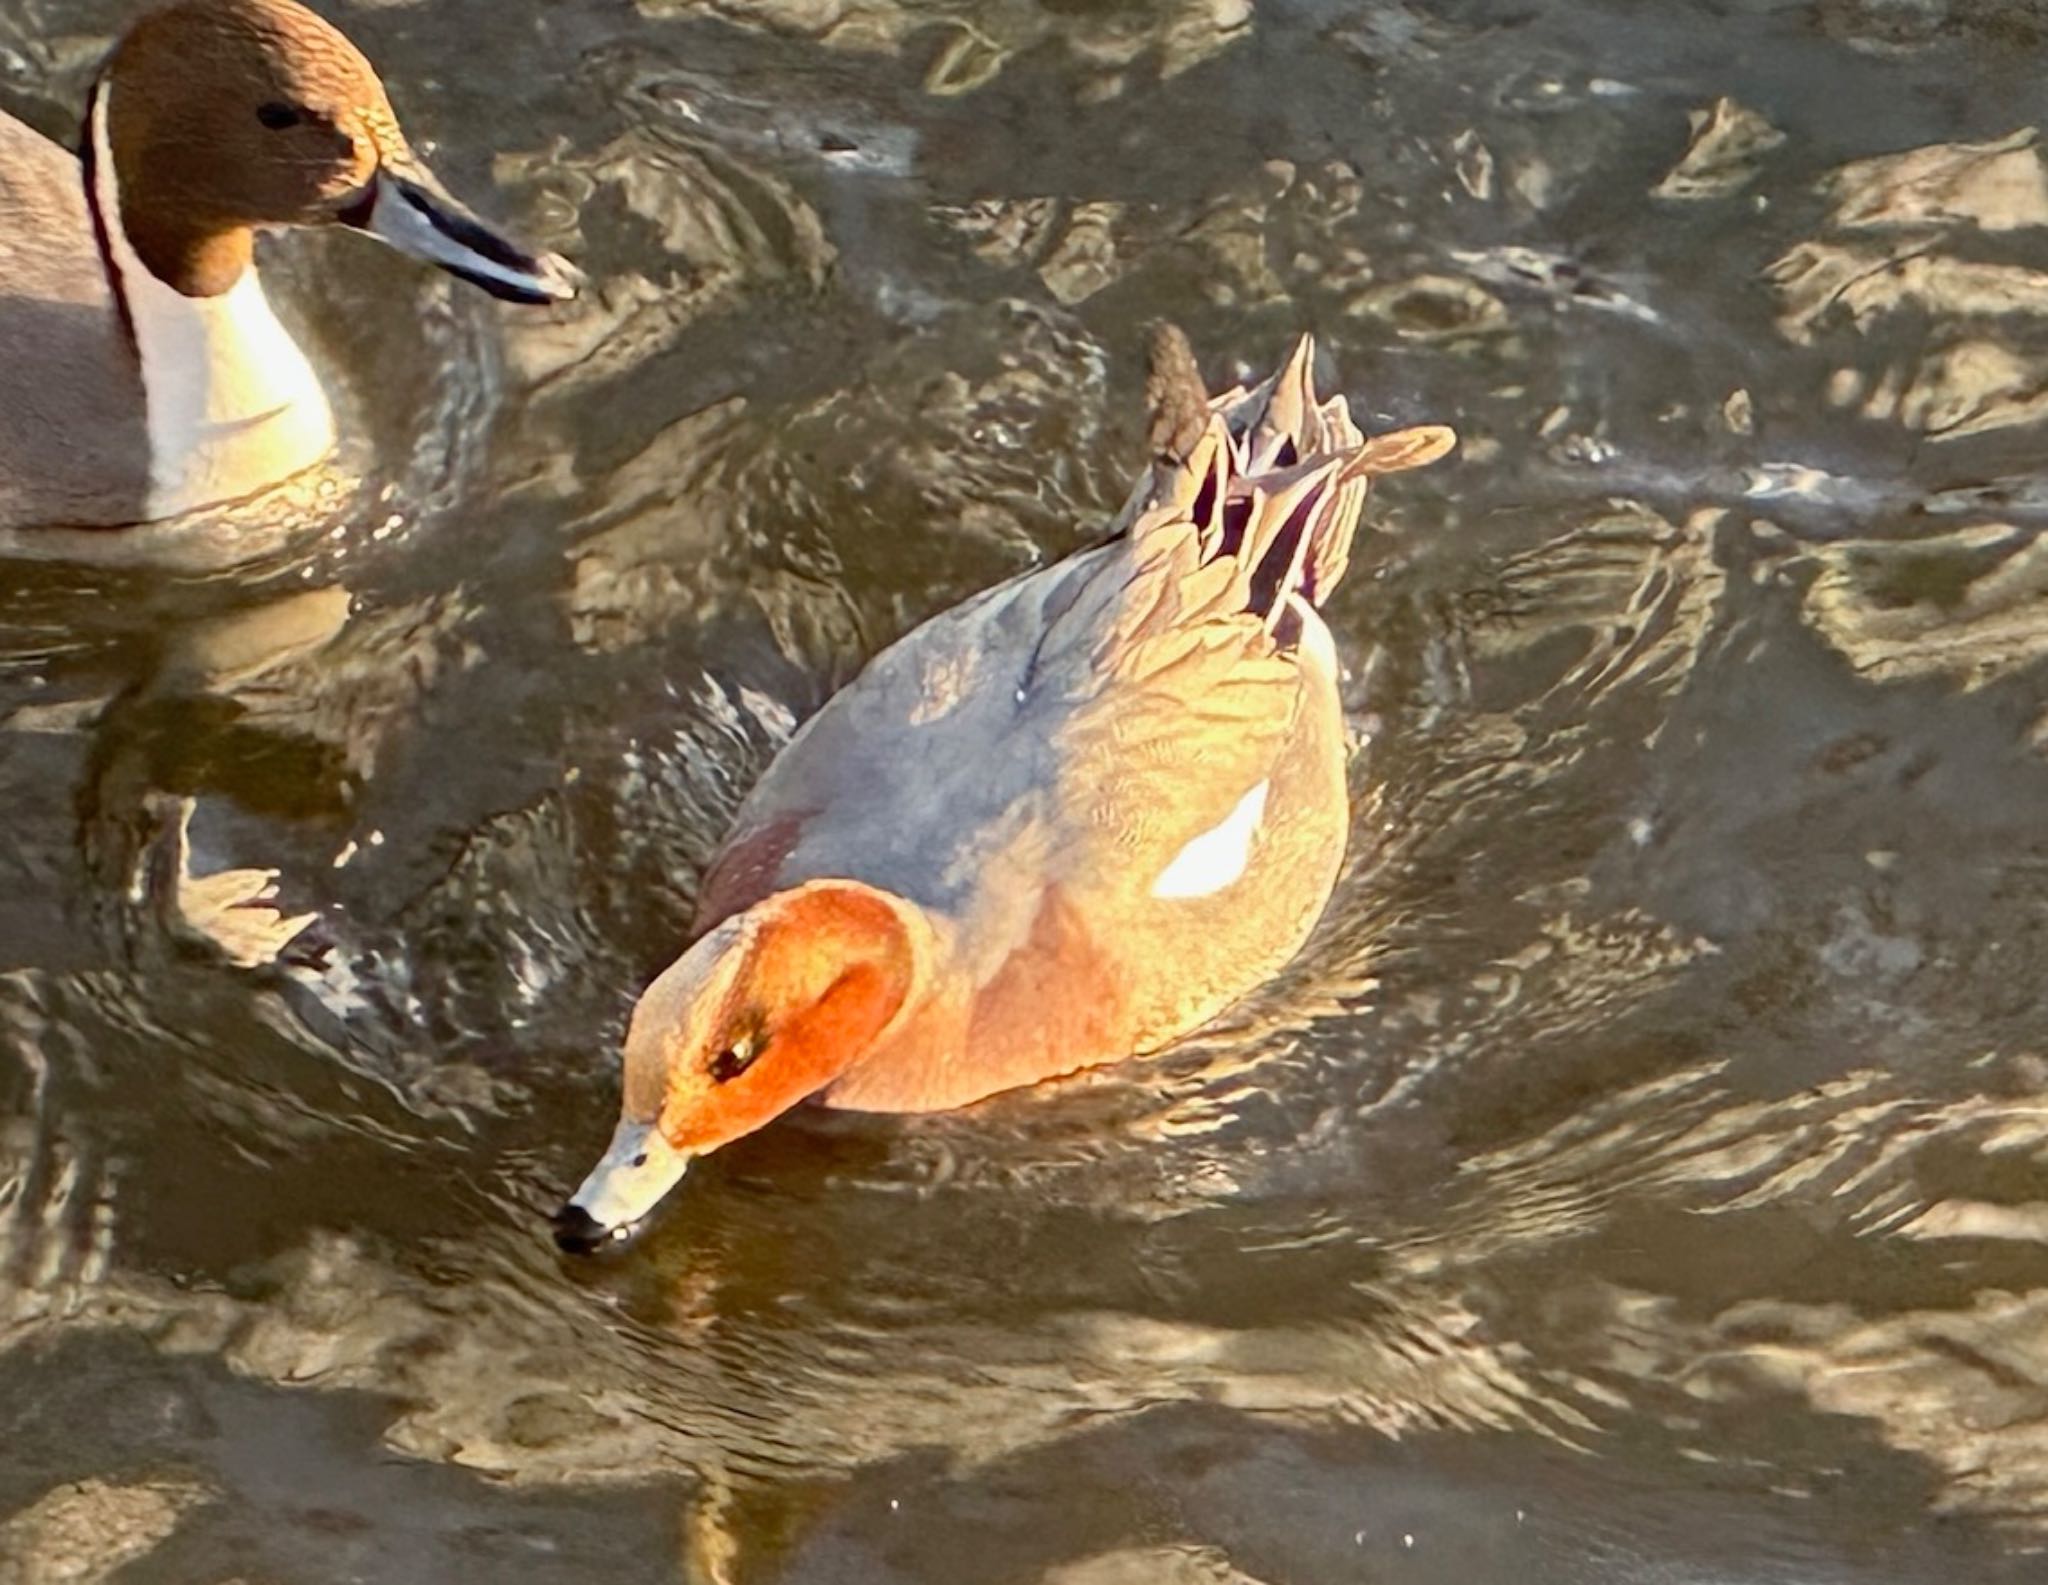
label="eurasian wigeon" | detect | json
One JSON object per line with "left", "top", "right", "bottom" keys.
{"left": 0, "top": 0, "right": 578, "bottom": 531}
{"left": 555, "top": 326, "right": 1455, "bottom": 1251}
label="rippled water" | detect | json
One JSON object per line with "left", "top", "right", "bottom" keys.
{"left": 6, "top": 0, "right": 2048, "bottom": 1579}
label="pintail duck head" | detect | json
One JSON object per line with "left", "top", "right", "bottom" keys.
{"left": 94, "top": 0, "right": 578, "bottom": 303}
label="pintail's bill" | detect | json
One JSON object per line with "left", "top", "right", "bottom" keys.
{"left": 345, "top": 160, "right": 581, "bottom": 306}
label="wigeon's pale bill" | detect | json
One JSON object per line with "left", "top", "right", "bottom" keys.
{"left": 0, "top": 0, "right": 579, "bottom": 531}
{"left": 554, "top": 327, "right": 1456, "bottom": 1253}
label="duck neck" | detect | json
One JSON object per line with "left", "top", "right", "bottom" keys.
{"left": 86, "top": 79, "right": 336, "bottom": 522}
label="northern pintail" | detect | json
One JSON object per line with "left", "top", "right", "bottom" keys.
{"left": 0, "top": 0, "right": 578, "bottom": 531}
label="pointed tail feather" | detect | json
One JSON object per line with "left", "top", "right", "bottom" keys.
{"left": 1132, "top": 330, "right": 1457, "bottom": 627}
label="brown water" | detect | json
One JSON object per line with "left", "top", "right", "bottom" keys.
{"left": 5, "top": 0, "right": 2048, "bottom": 1579}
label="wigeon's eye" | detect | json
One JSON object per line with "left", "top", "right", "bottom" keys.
{"left": 256, "top": 102, "right": 305, "bottom": 131}
{"left": 708, "top": 1039, "right": 758, "bottom": 1084}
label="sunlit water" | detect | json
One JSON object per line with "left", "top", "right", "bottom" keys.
{"left": 5, "top": 0, "right": 2048, "bottom": 1579}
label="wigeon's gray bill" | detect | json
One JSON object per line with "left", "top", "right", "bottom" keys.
{"left": 553, "top": 1119, "right": 689, "bottom": 1252}
{"left": 555, "top": 326, "right": 1456, "bottom": 1251}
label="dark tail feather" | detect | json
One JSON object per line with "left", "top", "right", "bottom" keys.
{"left": 1062, "top": 332, "right": 1456, "bottom": 671}
{"left": 1145, "top": 321, "right": 1211, "bottom": 468}
{"left": 1129, "top": 331, "right": 1455, "bottom": 625}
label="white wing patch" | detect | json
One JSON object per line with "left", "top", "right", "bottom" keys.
{"left": 1151, "top": 780, "right": 1270, "bottom": 900}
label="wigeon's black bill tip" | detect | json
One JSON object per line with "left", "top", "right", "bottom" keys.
{"left": 550, "top": 1202, "right": 612, "bottom": 1255}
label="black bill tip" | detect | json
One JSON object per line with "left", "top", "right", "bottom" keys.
{"left": 445, "top": 261, "right": 577, "bottom": 308}
{"left": 551, "top": 1202, "right": 614, "bottom": 1255}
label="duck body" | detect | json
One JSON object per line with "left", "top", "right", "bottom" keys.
{"left": 696, "top": 465, "right": 1355, "bottom": 1114}
{"left": 0, "top": 0, "right": 577, "bottom": 533}
{"left": 0, "top": 109, "right": 153, "bottom": 528}
{"left": 557, "top": 330, "right": 1454, "bottom": 1249}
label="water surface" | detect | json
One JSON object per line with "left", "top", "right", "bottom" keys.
{"left": 5, "top": 0, "right": 2048, "bottom": 1579}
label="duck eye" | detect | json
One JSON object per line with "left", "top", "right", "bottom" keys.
{"left": 256, "top": 102, "right": 305, "bottom": 131}
{"left": 707, "top": 1041, "right": 757, "bottom": 1084}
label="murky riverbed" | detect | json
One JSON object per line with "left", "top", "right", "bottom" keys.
{"left": 5, "top": 0, "right": 2048, "bottom": 1579}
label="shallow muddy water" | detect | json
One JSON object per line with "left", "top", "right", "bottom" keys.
{"left": 5, "top": 0, "right": 2048, "bottom": 1579}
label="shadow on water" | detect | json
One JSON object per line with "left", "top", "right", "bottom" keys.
{"left": 6, "top": 0, "right": 2048, "bottom": 1579}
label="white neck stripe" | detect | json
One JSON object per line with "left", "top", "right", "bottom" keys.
{"left": 88, "top": 82, "right": 336, "bottom": 520}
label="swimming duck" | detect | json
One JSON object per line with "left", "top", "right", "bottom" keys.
{"left": 0, "top": 0, "right": 578, "bottom": 530}
{"left": 555, "top": 327, "right": 1455, "bottom": 1251}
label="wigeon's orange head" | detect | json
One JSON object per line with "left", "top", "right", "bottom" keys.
{"left": 98, "top": 0, "right": 580, "bottom": 300}
{"left": 552, "top": 881, "right": 917, "bottom": 1252}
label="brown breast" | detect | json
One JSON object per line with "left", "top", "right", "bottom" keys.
{"left": 820, "top": 883, "right": 1134, "bottom": 1114}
